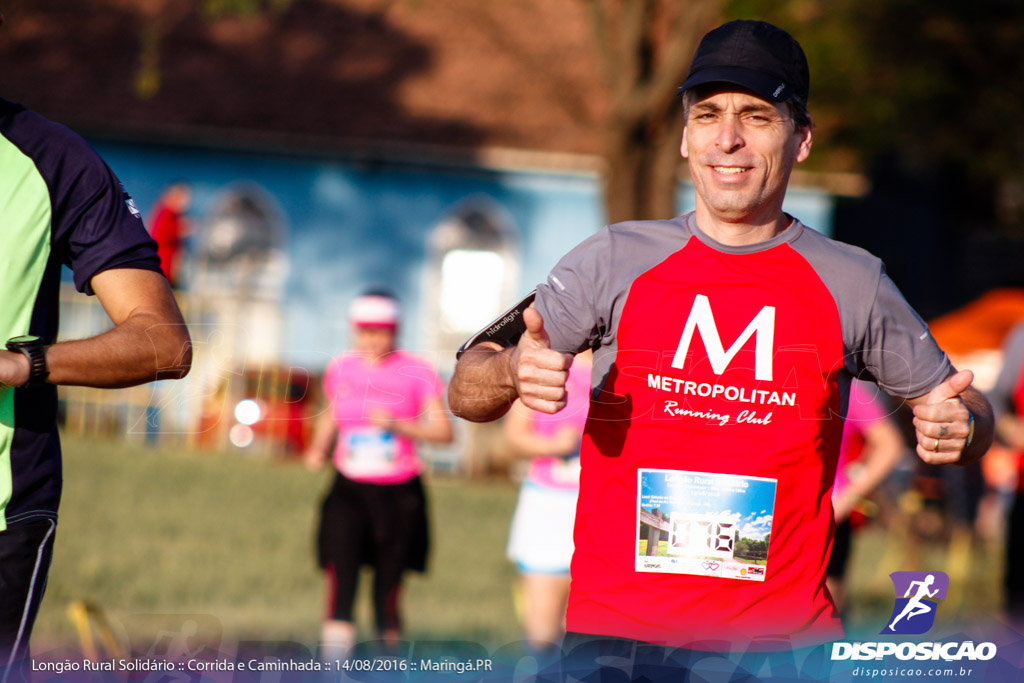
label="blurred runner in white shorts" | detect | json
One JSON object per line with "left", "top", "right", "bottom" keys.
{"left": 504, "top": 353, "right": 591, "bottom": 655}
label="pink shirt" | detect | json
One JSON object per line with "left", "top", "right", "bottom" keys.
{"left": 323, "top": 350, "right": 445, "bottom": 484}
{"left": 524, "top": 358, "right": 592, "bottom": 491}
{"left": 833, "top": 380, "right": 889, "bottom": 500}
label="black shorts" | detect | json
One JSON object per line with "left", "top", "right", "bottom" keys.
{"left": 316, "top": 473, "right": 429, "bottom": 576}
{"left": 1, "top": 519, "right": 57, "bottom": 672}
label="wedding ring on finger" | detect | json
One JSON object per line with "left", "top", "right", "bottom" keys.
{"left": 932, "top": 438, "right": 940, "bottom": 452}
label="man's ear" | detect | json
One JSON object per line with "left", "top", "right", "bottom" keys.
{"left": 680, "top": 126, "right": 690, "bottom": 160}
{"left": 795, "top": 114, "right": 814, "bottom": 163}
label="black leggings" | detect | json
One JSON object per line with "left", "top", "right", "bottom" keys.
{"left": 317, "top": 474, "right": 428, "bottom": 633}
{"left": 325, "top": 560, "right": 404, "bottom": 632}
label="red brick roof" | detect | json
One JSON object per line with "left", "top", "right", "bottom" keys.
{"left": 0, "top": 0, "right": 608, "bottom": 155}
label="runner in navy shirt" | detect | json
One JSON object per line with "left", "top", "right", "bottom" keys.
{"left": 0, "top": 81, "right": 191, "bottom": 678}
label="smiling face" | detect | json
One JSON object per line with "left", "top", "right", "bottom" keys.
{"left": 682, "top": 87, "right": 813, "bottom": 240}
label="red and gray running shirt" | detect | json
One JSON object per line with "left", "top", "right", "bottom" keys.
{"left": 534, "top": 212, "right": 951, "bottom": 650}
{"left": 0, "top": 98, "right": 163, "bottom": 531}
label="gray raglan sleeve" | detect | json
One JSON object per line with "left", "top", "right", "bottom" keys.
{"left": 533, "top": 228, "right": 612, "bottom": 355}
{"left": 989, "top": 321, "right": 1024, "bottom": 420}
{"left": 859, "top": 270, "right": 953, "bottom": 398}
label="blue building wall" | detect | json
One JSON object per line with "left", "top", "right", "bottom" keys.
{"left": 91, "top": 139, "right": 834, "bottom": 371}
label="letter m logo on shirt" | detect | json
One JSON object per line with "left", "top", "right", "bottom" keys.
{"left": 671, "top": 294, "right": 776, "bottom": 381}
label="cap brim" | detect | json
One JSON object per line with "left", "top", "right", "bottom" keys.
{"left": 679, "top": 66, "right": 793, "bottom": 103}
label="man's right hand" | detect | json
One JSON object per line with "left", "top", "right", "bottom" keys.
{"left": 510, "top": 306, "right": 573, "bottom": 414}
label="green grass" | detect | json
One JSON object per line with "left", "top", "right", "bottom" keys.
{"left": 836, "top": 521, "right": 1007, "bottom": 637}
{"left": 32, "top": 436, "right": 521, "bottom": 656}
{"left": 31, "top": 436, "right": 1009, "bottom": 658}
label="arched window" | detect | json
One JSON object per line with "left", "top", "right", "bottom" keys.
{"left": 190, "top": 182, "right": 289, "bottom": 367}
{"left": 192, "top": 182, "right": 288, "bottom": 299}
{"left": 424, "top": 199, "right": 519, "bottom": 372}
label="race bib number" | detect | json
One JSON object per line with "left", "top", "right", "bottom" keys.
{"left": 636, "top": 469, "right": 777, "bottom": 582}
{"left": 345, "top": 428, "right": 398, "bottom": 476}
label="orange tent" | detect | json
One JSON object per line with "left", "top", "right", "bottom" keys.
{"left": 927, "top": 289, "right": 1024, "bottom": 490}
{"left": 928, "top": 288, "right": 1024, "bottom": 354}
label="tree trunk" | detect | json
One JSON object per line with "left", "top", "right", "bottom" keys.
{"left": 602, "top": 104, "right": 687, "bottom": 223}
{"left": 585, "top": 0, "right": 726, "bottom": 225}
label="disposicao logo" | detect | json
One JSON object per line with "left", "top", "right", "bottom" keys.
{"left": 831, "top": 570, "right": 997, "bottom": 663}
{"left": 881, "top": 571, "right": 948, "bottom": 635}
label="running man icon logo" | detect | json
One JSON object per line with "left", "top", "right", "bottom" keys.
{"left": 880, "top": 571, "right": 949, "bottom": 635}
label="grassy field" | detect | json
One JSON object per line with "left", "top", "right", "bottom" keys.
{"left": 32, "top": 436, "right": 521, "bottom": 657}
{"left": 30, "top": 435, "right": 1010, "bottom": 659}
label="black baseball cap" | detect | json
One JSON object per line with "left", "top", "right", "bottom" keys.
{"left": 679, "top": 20, "right": 809, "bottom": 104}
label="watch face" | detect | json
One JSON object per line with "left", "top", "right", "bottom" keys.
{"left": 6, "top": 335, "right": 41, "bottom": 351}
{"left": 7, "top": 335, "right": 40, "bottom": 346}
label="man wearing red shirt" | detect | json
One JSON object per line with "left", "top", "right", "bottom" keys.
{"left": 448, "top": 19, "right": 992, "bottom": 672}
{"left": 148, "top": 181, "right": 191, "bottom": 288}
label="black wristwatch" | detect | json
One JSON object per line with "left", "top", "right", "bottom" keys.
{"left": 6, "top": 335, "right": 49, "bottom": 387}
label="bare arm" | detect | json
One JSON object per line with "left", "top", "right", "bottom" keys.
{"left": 0, "top": 269, "right": 190, "bottom": 388}
{"left": 503, "top": 400, "right": 580, "bottom": 457}
{"left": 996, "top": 414, "right": 1024, "bottom": 450}
{"left": 304, "top": 409, "right": 338, "bottom": 470}
{"left": 833, "top": 416, "right": 906, "bottom": 522}
{"left": 448, "top": 307, "right": 573, "bottom": 422}
{"left": 905, "top": 369, "right": 994, "bottom": 466}
{"left": 368, "top": 396, "right": 454, "bottom": 444}
{"left": 447, "top": 342, "right": 519, "bottom": 422}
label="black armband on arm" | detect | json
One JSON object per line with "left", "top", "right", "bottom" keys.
{"left": 455, "top": 291, "right": 536, "bottom": 359}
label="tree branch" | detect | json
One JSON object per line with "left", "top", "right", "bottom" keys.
{"left": 614, "top": 0, "right": 653, "bottom": 101}
{"left": 619, "top": 0, "right": 725, "bottom": 126}
{"left": 582, "top": 0, "right": 616, "bottom": 90}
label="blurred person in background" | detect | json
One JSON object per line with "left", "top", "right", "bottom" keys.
{"left": 989, "top": 320, "right": 1024, "bottom": 627}
{"left": 147, "top": 180, "right": 192, "bottom": 288}
{"left": 504, "top": 352, "right": 592, "bottom": 660}
{"left": 0, "top": 10, "right": 192, "bottom": 677}
{"left": 304, "top": 291, "right": 452, "bottom": 659}
{"left": 828, "top": 379, "right": 906, "bottom": 612}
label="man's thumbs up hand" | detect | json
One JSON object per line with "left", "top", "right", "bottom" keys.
{"left": 912, "top": 369, "right": 975, "bottom": 465}
{"left": 511, "top": 306, "right": 573, "bottom": 414}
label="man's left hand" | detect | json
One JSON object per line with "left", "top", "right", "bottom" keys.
{"left": 911, "top": 369, "right": 975, "bottom": 465}
{"left": 0, "top": 350, "right": 30, "bottom": 388}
